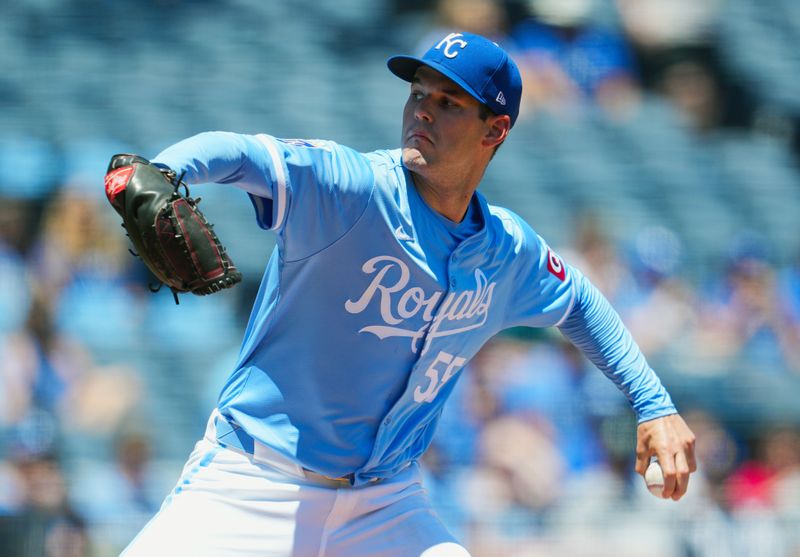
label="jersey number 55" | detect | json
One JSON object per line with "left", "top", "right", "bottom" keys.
{"left": 414, "top": 350, "right": 467, "bottom": 403}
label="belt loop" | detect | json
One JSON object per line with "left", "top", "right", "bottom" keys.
{"left": 205, "top": 409, "right": 222, "bottom": 443}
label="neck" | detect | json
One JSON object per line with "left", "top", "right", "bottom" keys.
{"left": 410, "top": 164, "right": 485, "bottom": 223}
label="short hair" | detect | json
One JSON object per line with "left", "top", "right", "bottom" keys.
{"left": 478, "top": 103, "right": 497, "bottom": 121}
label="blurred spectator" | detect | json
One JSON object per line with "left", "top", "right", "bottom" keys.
{"left": 511, "top": 0, "right": 641, "bottom": 118}
{"left": 30, "top": 186, "right": 150, "bottom": 359}
{"left": 477, "top": 414, "right": 566, "bottom": 512}
{"left": 777, "top": 254, "right": 800, "bottom": 367}
{"left": 1, "top": 452, "right": 89, "bottom": 557}
{"left": 761, "top": 428, "right": 800, "bottom": 513}
{"left": 107, "top": 431, "right": 160, "bottom": 518}
{"left": 726, "top": 446, "right": 778, "bottom": 512}
{"left": 0, "top": 199, "right": 36, "bottom": 337}
{"left": 654, "top": 53, "right": 724, "bottom": 132}
{"left": 650, "top": 47, "right": 758, "bottom": 133}
{"left": 60, "top": 364, "right": 143, "bottom": 438}
{"left": 616, "top": 0, "right": 758, "bottom": 132}
{"left": 434, "top": 0, "right": 508, "bottom": 40}
{"left": 691, "top": 234, "right": 800, "bottom": 374}
{"left": 702, "top": 427, "right": 800, "bottom": 555}
{"left": 679, "top": 412, "right": 792, "bottom": 557}
{"left": 620, "top": 226, "right": 698, "bottom": 360}
{"left": 0, "top": 288, "right": 91, "bottom": 429}
{"left": 70, "top": 430, "right": 161, "bottom": 555}
{"left": 31, "top": 187, "right": 133, "bottom": 298}
{"left": 0, "top": 197, "right": 40, "bottom": 256}
{"left": 0, "top": 283, "right": 142, "bottom": 437}
{"left": 684, "top": 410, "right": 740, "bottom": 491}
{"left": 413, "top": 0, "right": 511, "bottom": 56}
{"left": 494, "top": 336, "right": 608, "bottom": 473}
{"left": 456, "top": 412, "right": 565, "bottom": 554}
{"left": 615, "top": 0, "right": 719, "bottom": 54}
{"left": 562, "top": 213, "right": 636, "bottom": 305}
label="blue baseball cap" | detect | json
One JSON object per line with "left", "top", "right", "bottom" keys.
{"left": 387, "top": 31, "right": 523, "bottom": 127}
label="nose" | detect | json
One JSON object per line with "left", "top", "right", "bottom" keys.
{"left": 414, "top": 96, "right": 433, "bottom": 123}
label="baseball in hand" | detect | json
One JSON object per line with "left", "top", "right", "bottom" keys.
{"left": 645, "top": 459, "right": 666, "bottom": 498}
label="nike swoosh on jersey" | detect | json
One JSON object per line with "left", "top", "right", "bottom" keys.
{"left": 394, "top": 225, "right": 414, "bottom": 241}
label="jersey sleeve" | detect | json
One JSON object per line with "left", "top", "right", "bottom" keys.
{"left": 153, "top": 131, "right": 279, "bottom": 198}
{"left": 557, "top": 268, "right": 677, "bottom": 422}
{"left": 503, "top": 216, "right": 576, "bottom": 329}
{"left": 153, "top": 131, "right": 375, "bottom": 261}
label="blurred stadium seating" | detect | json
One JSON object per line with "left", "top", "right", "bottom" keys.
{"left": 1, "top": 1, "right": 799, "bottom": 556}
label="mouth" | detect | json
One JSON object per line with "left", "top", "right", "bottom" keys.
{"left": 406, "top": 130, "right": 433, "bottom": 145}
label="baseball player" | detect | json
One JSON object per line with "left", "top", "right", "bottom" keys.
{"left": 118, "top": 32, "right": 696, "bottom": 557}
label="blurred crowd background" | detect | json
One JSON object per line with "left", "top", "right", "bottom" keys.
{"left": 1, "top": 0, "right": 800, "bottom": 556}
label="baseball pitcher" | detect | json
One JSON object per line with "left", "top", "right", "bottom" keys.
{"left": 113, "top": 32, "right": 696, "bottom": 557}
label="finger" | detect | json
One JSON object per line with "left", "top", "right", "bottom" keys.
{"left": 671, "top": 450, "right": 691, "bottom": 501}
{"left": 685, "top": 434, "right": 698, "bottom": 473}
{"left": 657, "top": 450, "right": 677, "bottom": 499}
{"left": 635, "top": 424, "right": 654, "bottom": 476}
{"left": 635, "top": 448, "right": 651, "bottom": 477}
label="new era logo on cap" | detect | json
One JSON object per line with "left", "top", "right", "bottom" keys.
{"left": 387, "top": 31, "right": 523, "bottom": 127}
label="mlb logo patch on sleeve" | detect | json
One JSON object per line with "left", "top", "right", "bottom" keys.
{"left": 277, "top": 138, "right": 333, "bottom": 151}
{"left": 547, "top": 248, "right": 566, "bottom": 281}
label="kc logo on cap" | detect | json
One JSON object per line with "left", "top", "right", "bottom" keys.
{"left": 435, "top": 32, "right": 468, "bottom": 59}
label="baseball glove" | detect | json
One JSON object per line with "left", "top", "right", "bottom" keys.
{"left": 104, "top": 154, "right": 242, "bottom": 303}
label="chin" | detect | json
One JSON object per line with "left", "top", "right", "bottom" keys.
{"left": 402, "top": 147, "right": 428, "bottom": 169}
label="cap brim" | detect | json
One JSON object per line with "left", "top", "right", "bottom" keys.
{"left": 387, "top": 55, "right": 485, "bottom": 107}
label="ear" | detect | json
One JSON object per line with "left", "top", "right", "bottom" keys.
{"left": 482, "top": 115, "right": 511, "bottom": 148}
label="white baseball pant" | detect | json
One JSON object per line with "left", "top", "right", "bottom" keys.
{"left": 119, "top": 411, "right": 470, "bottom": 557}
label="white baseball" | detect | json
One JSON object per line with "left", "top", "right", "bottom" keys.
{"left": 645, "top": 459, "right": 666, "bottom": 498}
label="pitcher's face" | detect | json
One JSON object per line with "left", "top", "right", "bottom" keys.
{"left": 401, "top": 66, "right": 491, "bottom": 174}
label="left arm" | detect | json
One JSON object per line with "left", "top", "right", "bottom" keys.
{"left": 558, "top": 269, "right": 697, "bottom": 500}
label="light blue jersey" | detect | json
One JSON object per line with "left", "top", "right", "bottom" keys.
{"left": 154, "top": 131, "right": 675, "bottom": 486}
